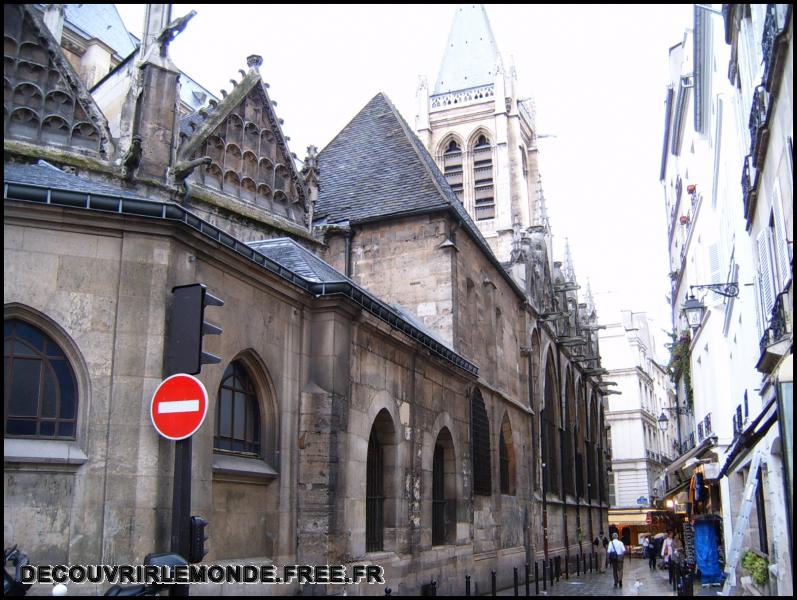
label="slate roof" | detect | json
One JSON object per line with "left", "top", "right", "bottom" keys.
{"left": 249, "top": 238, "right": 449, "bottom": 346}
{"left": 4, "top": 161, "right": 141, "bottom": 198}
{"left": 433, "top": 4, "right": 501, "bottom": 95}
{"left": 315, "top": 93, "right": 489, "bottom": 244}
{"left": 314, "top": 92, "right": 526, "bottom": 299}
{"left": 35, "top": 4, "right": 137, "bottom": 59}
{"left": 247, "top": 238, "right": 346, "bottom": 284}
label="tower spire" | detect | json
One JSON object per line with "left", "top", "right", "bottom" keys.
{"left": 563, "top": 237, "right": 576, "bottom": 283}
{"left": 433, "top": 5, "right": 502, "bottom": 95}
{"left": 534, "top": 181, "right": 550, "bottom": 230}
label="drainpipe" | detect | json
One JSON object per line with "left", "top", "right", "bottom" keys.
{"left": 344, "top": 228, "right": 353, "bottom": 278}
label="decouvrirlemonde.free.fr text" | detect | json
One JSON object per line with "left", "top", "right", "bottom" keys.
{"left": 21, "top": 564, "right": 385, "bottom": 585}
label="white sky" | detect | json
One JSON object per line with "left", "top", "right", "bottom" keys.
{"left": 116, "top": 4, "right": 695, "bottom": 361}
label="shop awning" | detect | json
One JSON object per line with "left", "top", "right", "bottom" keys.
{"left": 661, "top": 434, "right": 717, "bottom": 479}
{"left": 608, "top": 509, "right": 650, "bottom": 526}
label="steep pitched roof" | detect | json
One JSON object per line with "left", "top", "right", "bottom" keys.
{"left": 34, "top": 4, "right": 137, "bottom": 60}
{"left": 61, "top": 4, "right": 137, "bottom": 59}
{"left": 433, "top": 4, "right": 502, "bottom": 95}
{"left": 315, "top": 93, "right": 480, "bottom": 234}
{"left": 314, "top": 92, "right": 526, "bottom": 300}
{"left": 175, "top": 59, "right": 310, "bottom": 225}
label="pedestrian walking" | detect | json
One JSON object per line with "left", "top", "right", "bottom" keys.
{"left": 661, "top": 530, "right": 675, "bottom": 566}
{"left": 608, "top": 532, "right": 626, "bottom": 588}
{"left": 598, "top": 532, "right": 609, "bottom": 573}
{"left": 645, "top": 536, "right": 656, "bottom": 572}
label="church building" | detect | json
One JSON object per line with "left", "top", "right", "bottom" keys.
{"left": 4, "top": 4, "right": 610, "bottom": 595}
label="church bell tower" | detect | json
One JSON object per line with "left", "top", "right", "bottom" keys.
{"left": 416, "top": 4, "right": 543, "bottom": 263}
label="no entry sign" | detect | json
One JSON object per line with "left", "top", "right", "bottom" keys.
{"left": 150, "top": 374, "right": 208, "bottom": 440}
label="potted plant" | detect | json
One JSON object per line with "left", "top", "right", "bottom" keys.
{"left": 740, "top": 549, "right": 771, "bottom": 595}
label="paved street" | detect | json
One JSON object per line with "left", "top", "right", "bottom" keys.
{"left": 492, "top": 556, "right": 726, "bottom": 596}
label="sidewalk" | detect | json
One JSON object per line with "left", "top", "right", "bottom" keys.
{"left": 493, "top": 556, "right": 700, "bottom": 596}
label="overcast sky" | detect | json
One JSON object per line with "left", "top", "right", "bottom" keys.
{"left": 116, "top": 4, "right": 695, "bottom": 360}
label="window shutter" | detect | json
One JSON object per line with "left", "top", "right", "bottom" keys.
{"left": 708, "top": 243, "right": 722, "bottom": 284}
{"left": 756, "top": 229, "right": 776, "bottom": 320}
{"left": 771, "top": 185, "right": 791, "bottom": 289}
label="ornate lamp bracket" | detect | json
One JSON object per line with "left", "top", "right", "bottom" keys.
{"left": 689, "top": 282, "right": 739, "bottom": 298}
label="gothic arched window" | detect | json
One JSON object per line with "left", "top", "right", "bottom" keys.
{"left": 472, "top": 134, "right": 495, "bottom": 220}
{"left": 366, "top": 409, "right": 397, "bottom": 553}
{"left": 442, "top": 139, "right": 464, "bottom": 200}
{"left": 4, "top": 319, "right": 77, "bottom": 439}
{"left": 499, "top": 413, "right": 516, "bottom": 495}
{"left": 471, "top": 388, "right": 492, "bottom": 495}
{"left": 542, "top": 355, "right": 560, "bottom": 496}
{"left": 215, "top": 361, "right": 261, "bottom": 455}
{"left": 432, "top": 427, "right": 456, "bottom": 546}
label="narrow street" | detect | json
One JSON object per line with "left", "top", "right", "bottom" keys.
{"left": 493, "top": 556, "right": 724, "bottom": 596}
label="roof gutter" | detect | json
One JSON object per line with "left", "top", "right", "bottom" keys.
{"left": 4, "top": 180, "right": 479, "bottom": 377}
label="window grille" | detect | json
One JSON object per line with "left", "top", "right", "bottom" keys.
{"left": 366, "top": 430, "right": 384, "bottom": 552}
{"left": 499, "top": 431, "right": 509, "bottom": 494}
{"left": 471, "top": 389, "right": 492, "bottom": 495}
{"left": 432, "top": 443, "right": 446, "bottom": 545}
{"left": 472, "top": 135, "right": 494, "bottom": 220}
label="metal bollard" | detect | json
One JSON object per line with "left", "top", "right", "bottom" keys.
{"left": 385, "top": 588, "right": 392, "bottom": 596}
{"left": 514, "top": 566, "right": 519, "bottom": 596}
{"left": 583, "top": 553, "right": 587, "bottom": 575}
{"left": 465, "top": 574, "right": 471, "bottom": 597}
{"left": 525, "top": 563, "right": 530, "bottom": 597}
{"left": 576, "top": 552, "right": 580, "bottom": 575}
{"left": 565, "top": 553, "right": 569, "bottom": 579}
{"left": 431, "top": 579, "right": 437, "bottom": 596}
{"left": 535, "top": 561, "right": 540, "bottom": 595}
{"left": 549, "top": 558, "right": 554, "bottom": 586}
{"left": 491, "top": 570, "right": 497, "bottom": 597}
{"left": 555, "top": 556, "right": 560, "bottom": 582}
{"left": 542, "top": 560, "right": 547, "bottom": 591}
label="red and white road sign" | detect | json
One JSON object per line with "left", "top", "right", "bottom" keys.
{"left": 150, "top": 374, "right": 208, "bottom": 440}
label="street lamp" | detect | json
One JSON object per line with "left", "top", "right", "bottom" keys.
{"left": 658, "top": 412, "right": 670, "bottom": 432}
{"left": 682, "top": 294, "right": 705, "bottom": 330}
{"left": 681, "top": 282, "right": 740, "bottom": 331}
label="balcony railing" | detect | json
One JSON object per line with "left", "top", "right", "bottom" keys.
{"left": 749, "top": 85, "right": 770, "bottom": 169}
{"left": 759, "top": 291, "right": 790, "bottom": 356}
{"left": 762, "top": 4, "right": 790, "bottom": 92}
{"left": 732, "top": 404, "right": 744, "bottom": 439}
{"left": 741, "top": 154, "right": 758, "bottom": 221}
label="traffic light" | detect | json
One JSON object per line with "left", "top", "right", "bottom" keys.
{"left": 165, "top": 283, "right": 224, "bottom": 376}
{"left": 188, "top": 516, "right": 209, "bottom": 563}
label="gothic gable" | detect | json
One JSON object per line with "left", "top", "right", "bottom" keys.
{"left": 177, "top": 57, "right": 309, "bottom": 227}
{"left": 4, "top": 5, "right": 112, "bottom": 158}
